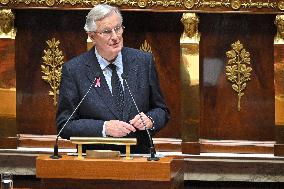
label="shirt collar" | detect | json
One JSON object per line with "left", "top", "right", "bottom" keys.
{"left": 95, "top": 47, "right": 123, "bottom": 71}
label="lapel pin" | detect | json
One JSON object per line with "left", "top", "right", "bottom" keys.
{"left": 95, "top": 77, "right": 101, "bottom": 88}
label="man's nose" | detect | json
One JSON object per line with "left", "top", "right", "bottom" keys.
{"left": 110, "top": 30, "right": 119, "bottom": 39}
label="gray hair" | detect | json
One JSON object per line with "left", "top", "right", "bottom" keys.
{"left": 84, "top": 4, "right": 123, "bottom": 32}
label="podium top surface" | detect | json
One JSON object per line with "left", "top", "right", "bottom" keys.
{"left": 70, "top": 137, "right": 137, "bottom": 145}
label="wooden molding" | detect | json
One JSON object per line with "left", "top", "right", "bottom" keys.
{"left": 274, "top": 144, "right": 284, "bottom": 156}
{"left": 181, "top": 142, "right": 200, "bottom": 155}
{"left": 0, "top": 136, "right": 17, "bottom": 149}
{"left": 201, "top": 140, "right": 274, "bottom": 154}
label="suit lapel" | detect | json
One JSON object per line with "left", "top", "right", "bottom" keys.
{"left": 122, "top": 48, "right": 139, "bottom": 121}
{"left": 85, "top": 48, "right": 122, "bottom": 119}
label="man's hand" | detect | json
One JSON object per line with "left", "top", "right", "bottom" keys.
{"left": 129, "top": 112, "right": 153, "bottom": 130}
{"left": 105, "top": 120, "right": 136, "bottom": 137}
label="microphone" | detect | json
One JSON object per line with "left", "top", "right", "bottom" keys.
{"left": 121, "top": 73, "right": 159, "bottom": 161}
{"left": 50, "top": 72, "right": 100, "bottom": 159}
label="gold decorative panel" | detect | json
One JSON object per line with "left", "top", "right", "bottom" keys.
{"left": 0, "top": 0, "right": 283, "bottom": 12}
{"left": 226, "top": 40, "right": 252, "bottom": 111}
{"left": 41, "top": 38, "right": 64, "bottom": 106}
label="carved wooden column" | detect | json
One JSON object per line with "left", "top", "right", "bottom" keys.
{"left": 274, "top": 15, "right": 284, "bottom": 156}
{"left": 180, "top": 13, "right": 200, "bottom": 154}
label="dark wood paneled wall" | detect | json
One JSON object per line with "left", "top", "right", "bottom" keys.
{"left": 199, "top": 14, "right": 276, "bottom": 141}
{"left": 13, "top": 9, "right": 278, "bottom": 143}
{"left": 123, "top": 12, "right": 183, "bottom": 138}
{"left": 15, "top": 10, "right": 182, "bottom": 138}
{"left": 15, "top": 10, "right": 87, "bottom": 134}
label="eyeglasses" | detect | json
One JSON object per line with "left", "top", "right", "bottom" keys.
{"left": 95, "top": 25, "right": 125, "bottom": 37}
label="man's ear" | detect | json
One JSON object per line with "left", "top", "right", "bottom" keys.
{"left": 87, "top": 32, "right": 96, "bottom": 42}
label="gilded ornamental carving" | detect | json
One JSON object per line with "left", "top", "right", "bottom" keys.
{"left": 231, "top": 0, "right": 241, "bottom": 10}
{"left": 41, "top": 38, "right": 64, "bottom": 106}
{"left": 140, "top": 40, "right": 153, "bottom": 54}
{"left": 274, "top": 15, "right": 284, "bottom": 44}
{"left": 0, "top": 9, "right": 16, "bottom": 39}
{"left": 1, "top": 0, "right": 284, "bottom": 12}
{"left": 278, "top": 1, "right": 284, "bottom": 10}
{"left": 140, "top": 40, "right": 155, "bottom": 60}
{"left": 180, "top": 13, "right": 200, "bottom": 43}
{"left": 226, "top": 40, "right": 252, "bottom": 111}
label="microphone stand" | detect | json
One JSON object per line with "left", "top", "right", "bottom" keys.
{"left": 50, "top": 137, "right": 61, "bottom": 159}
{"left": 122, "top": 74, "right": 159, "bottom": 161}
{"left": 145, "top": 126, "right": 159, "bottom": 161}
{"left": 50, "top": 74, "right": 99, "bottom": 159}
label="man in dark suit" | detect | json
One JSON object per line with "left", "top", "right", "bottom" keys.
{"left": 56, "top": 4, "right": 170, "bottom": 154}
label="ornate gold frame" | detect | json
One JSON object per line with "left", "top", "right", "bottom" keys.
{"left": 1, "top": 0, "right": 284, "bottom": 11}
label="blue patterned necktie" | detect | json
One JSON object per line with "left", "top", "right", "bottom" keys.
{"left": 108, "top": 64, "right": 124, "bottom": 118}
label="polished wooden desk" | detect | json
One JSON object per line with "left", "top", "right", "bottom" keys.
{"left": 36, "top": 155, "right": 184, "bottom": 189}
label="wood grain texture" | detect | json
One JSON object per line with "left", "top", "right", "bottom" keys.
{"left": 274, "top": 144, "right": 284, "bottom": 156}
{"left": 15, "top": 10, "right": 87, "bottom": 135}
{"left": 36, "top": 155, "right": 181, "bottom": 181}
{"left": 14, "top": 10, "right": 183, "bottom": 139}
{"left": 0, "top": 39, "right": 15, "bottom": 89}
{"left": 123, "top": 12, "right": 183, "bottom": 138}
{"left": 199, "top": 14, "right": 276, "bottom": 141}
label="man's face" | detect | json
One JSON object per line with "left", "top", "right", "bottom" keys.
{"left": 88, "top": 11, "right": 124, "bottom": 61}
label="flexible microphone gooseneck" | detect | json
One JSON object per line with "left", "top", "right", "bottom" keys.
{"left": 121, "top": 74, "right": 159, "bottom": 161}
{"left": 50, "top": 72, "right": 100, "bottom": 159}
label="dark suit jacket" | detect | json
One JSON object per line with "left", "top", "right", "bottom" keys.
{"left": 56, "top": 47, "right": 170, "bottom": 153}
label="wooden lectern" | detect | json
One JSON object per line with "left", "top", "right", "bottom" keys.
{"left": 36, "top": 155, "right": 184, "bottom": 189}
